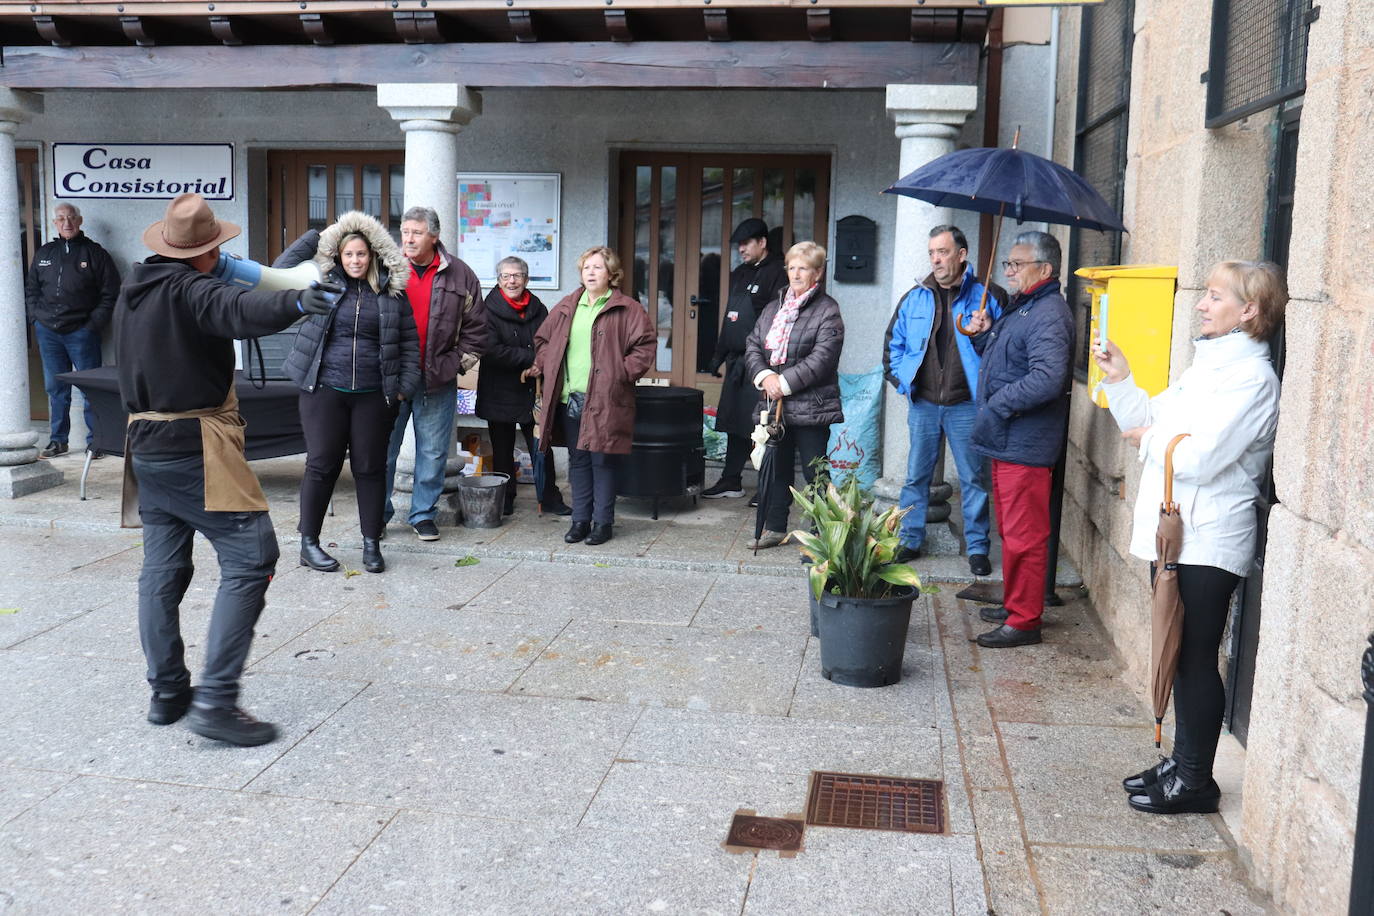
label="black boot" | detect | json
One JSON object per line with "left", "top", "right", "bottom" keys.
{"left": 300, "top": 535, "right": 340, "bottom": 572}
{"left": 564, "top": 521, "right": 590, "bottom": 543}
{"left": 585, "top": 522, "right": 613, "bottom": 546}
{"left": 362, "top": 537, "right": 385, "bottom": 573}
{"left": 1127, "top": 772, "right": 1220, "bottom": 815}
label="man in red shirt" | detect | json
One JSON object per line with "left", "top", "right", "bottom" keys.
{"left": 384, "top": 206, "right": 486, "bottom": 541}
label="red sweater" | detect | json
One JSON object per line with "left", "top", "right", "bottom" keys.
{"left": 407, "top": 260, "right": 438, "bottom": 371}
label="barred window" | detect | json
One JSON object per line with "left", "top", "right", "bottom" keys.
{"left": 1205, "top": 0, "right": 1315, "bottom": 129}
{"left": 1067, "top": 1, "right": 1133, "bottom": 374}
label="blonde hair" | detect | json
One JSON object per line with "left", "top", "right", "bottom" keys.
{"left": 577, "top": 246, "right": 624, "bottom": 289}
{"left": 1208, "top": 260, "right": 1287, "bottom": 341}
{"left": 786, "top": 240, "right": 827, "bottom": 271}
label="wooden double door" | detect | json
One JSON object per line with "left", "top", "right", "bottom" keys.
{"left": 617, "top": 152, "right": 830, "bottom": 388}
{"left": 265, "top": 150, "right": 405, "bottom": 264}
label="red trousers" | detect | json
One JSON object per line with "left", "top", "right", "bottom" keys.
{"left": 991, "top": 459, "right": 1052, "bottom": 631}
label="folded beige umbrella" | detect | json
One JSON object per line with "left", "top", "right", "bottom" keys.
{"left": 1151, "top": 433, "right": 1192, "bottom": 748}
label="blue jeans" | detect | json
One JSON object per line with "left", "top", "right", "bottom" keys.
{"left": 899, "top": 398, "right": 991, "bottom": 555}
{"left": 34, "top": 322, "right": 102, "bottom": 445}
{"left": 385, "top": 380, "right": 457, "bottom": 525}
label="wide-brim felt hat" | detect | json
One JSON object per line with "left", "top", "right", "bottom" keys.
{"left": 730, "top": 217, "right": 770, "bottom": 245}
{"left": 142, "top": 193, "right": 240, "bottom": 259}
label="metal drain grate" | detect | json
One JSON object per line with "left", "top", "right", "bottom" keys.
{"left": 724, "top": 812, "right": 805, "bottom": 853}
{"left": 806, "top": 771, "right": 946, "bottom": 834}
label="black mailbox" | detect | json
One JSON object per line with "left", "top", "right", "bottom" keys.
{"left": 834, "top": 215, "right": 877, "bottom": 284}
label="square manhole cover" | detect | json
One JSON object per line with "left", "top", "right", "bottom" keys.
{"left": 806, "top": 771, "right": 946, "bottom": 834}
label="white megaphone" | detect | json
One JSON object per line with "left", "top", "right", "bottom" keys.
{"left": 211, "top": 252, "right": 323, "bottom": 292}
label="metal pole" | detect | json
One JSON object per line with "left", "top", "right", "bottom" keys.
{"left": 1350, "top": 632, "right": 1374, "bottom": 916}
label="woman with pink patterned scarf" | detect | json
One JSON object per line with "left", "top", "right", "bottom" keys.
{"left": 743, "top": 241, "right": 845, "bottom": 549}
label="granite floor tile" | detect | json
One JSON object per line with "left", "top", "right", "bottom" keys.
{"left": 254, "top": 604, "right": 570, "bottom": 690}
{"left": 0, "top": 765, "right": 75, "bottom": 826}
{"left": 464, "top": 561, "right": 713, "bottom": 625}
{"left": 0, "top": 776, "right": 390, "bottom": 914}
{"left": 1031, "top": 845, "right": 1270, "bottom": 915}
{"left": 247, "top": 685, "right": 640, "bottom": 826}
{"left": 969, "top": 787, "right": 1040, "bottom": 916}
{"left": 580, "top": 760, "right": 810, "bottom": 837}
{"left": 509, "top": 619, "right": 805, "bottom": 715}
{"left": 313, "top": 810, "right": 752, "bottom": 915}
{"left": 998, "top": 722, "right": 1230, "bottom": 851}
{"left": 689, "top": 573, "right": 818, "bottom": 636}
{"left": 0, "top": 582, "right": 112, "bottom": 649}
{"left": 786, "top": 639, "right": 942, "bottom": 726}
{"left": 258, "top": 552, "right": 520, "bottom": 611}
{"left": 0, "top": 652, "right": 365, "bottom": 789}
{"left": 622, "top": 706, "right": 944, "bottom": 778}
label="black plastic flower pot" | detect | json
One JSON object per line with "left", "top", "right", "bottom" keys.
{"left": 816, "top": 586, "right": 916, "bottom": 688}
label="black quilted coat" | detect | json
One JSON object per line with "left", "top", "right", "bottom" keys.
{"left": 744, "top": 289, "right": 845, "bottom": 428}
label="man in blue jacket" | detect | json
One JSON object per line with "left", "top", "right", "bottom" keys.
{"left": 965, "top": 230, "right": 1076, "bottom": 648}
{"left": 884, "top": 225, "right": 1005, "bottom": 575}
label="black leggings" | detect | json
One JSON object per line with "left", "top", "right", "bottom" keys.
{"left": 298, "top": 387, "right": 398, "bottom": 539}
{"left": 488, "top": 419, "right": 561, "bottom": 506}
{"left": 1159, "top": 563, "right": 1241, "bottom": 787}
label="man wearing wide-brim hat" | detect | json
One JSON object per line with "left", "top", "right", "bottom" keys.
{"left": 115, "top": 193, "right": 336, "bottom": 747}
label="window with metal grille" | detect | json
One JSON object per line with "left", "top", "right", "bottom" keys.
{"left": 1205, "top": 0, "right": 1316, "bottom": 129}
{"left": 1067, "top": 1, "right": 1133, "bottom": 374}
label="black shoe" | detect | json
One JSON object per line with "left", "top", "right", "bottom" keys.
{"left": 87, "top": 448, "right": 106, "bottom": 460}
{"left": 564, "top": 521, "right": 590, "bottom": 543}
{"left": 585, "top": 523, "right": 613, "bottom": 546}
{"left": 1127, "top": 773, "right": 1220, "bottom": 815}
{"left": 549, "top": 503, "right": 574, "bottom": 517}
{"left": 979, "top": 605, "right": 1010, "bottom": 623}
{"left": 976, "top": 624, "right": 1042, "bottom": 648}
{"left": 299, "top": 535, "right": 340, "bottom": 572}
{"left": 969, "top": 553, "right": 992, "bottom": 577}
{"left": 362, "top": 537, "right": 385, "bottom": 573}
{"left": 747, "top": 493, "right": 759, "bottom": 508}
{"left": 38, "top": 440, "right": 68, "bottom": 459}
{"left": 147, "top": 688, "right": 193, "bottom": 726}
{"left": 1123, "top": 757, "right": 1178, "bottom": 793}
{"left": 503, "top": 501, "right": 516, "bottom": 517}
{"left": 413, "top": 520, "right": 440, "bottom": 541}
{"left": 186, "top": 705, "right": 279, "bottom": 747}
{"left": 702, "top": 479, "right": 745, "bottom": 499}
{"left": 895, "top": 545, "right": 924, "bottom": 564}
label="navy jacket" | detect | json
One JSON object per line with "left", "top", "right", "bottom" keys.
{"left": 970, "top": 279, "right": 1075, "bottom": 467}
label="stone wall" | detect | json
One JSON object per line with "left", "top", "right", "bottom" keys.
{"left": 1056, "top": 2, "right": 1373, "bottom": 912}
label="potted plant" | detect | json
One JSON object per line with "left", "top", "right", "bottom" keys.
{"left": 789, "top": 474, "right": 922, "bottom": 688}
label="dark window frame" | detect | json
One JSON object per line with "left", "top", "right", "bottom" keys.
{"left": 1205, "top": 0, "right": 1317, "bottom": 129}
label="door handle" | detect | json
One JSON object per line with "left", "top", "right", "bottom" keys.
{"left": 690, "top": 295, "right": 712, "bottom": 306}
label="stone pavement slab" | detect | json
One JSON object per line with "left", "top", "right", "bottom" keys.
{"left": 311, "top": 811, "right": 752, "bottom": 915}
{"left": 0, "top": 765, "right": 75, "bottom": 826}
{"left": 270, "top": 553, "right": 520, "bottom": 611}
{"left": 1030, "top": 846, "right": 1270, "bottom": 915}
{"left": 786, "top": 639, "right": 943, "bottom": 726}
{"left": 247, "top": 685, "right": 640, "bottom": 826}
{"left": 509, "top": 619, "right": 806, "bottom": 715}
{"left": 0, "top": 776, "right": 390, "bottom": 914}
{"left": 689, "top": 572, "right": 815, "bottom": 636}
{"left": 464, "top": 560, "right": 713, "bottom": 625}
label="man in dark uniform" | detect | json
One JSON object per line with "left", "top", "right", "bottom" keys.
{"left": 24, "top": 202, "right": 121, "bottom": 459}
{"left": 701, "top": 218, "right": 788, "bottom": 500}
{"left": 116, "top": 193, "right": 336, "bottom": 746}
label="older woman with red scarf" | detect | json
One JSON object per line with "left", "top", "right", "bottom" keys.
{"left": 475, "top": 256, "right": 570, "bottom": 516}
{"left": 743, "top": 240, "right": 845, "bottom": 549}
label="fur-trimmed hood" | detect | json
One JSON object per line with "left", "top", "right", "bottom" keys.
{"left": 314, "top": 210, "right": 408, "bottom": 297}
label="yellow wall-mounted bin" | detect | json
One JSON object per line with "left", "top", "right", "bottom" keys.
{"left": 1074, "top": 264, "right": 1178, "bottom": 408}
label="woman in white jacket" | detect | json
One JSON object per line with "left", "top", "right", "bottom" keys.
{"left": 1094, "top": 259, "right": 1287, "bottom": 816}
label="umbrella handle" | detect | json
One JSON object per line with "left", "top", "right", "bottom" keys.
{"left": 1162, "top": 433, "right": 1190, "bottom": 511}
{"left": 956, "top": 285, "right": 992, "bottom": 338}
{"left": 957, "top": 204, "right": 1007, "bottom": 338}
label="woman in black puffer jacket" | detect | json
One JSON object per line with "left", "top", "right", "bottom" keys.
{"left": 278, "top": 211, "right": 420, "bottom": 574}
{"left": 476, "top": 256, "right": 569, "bottom": 516}
{"left": 743, "top": 240, "right": 845, "bottom": 549}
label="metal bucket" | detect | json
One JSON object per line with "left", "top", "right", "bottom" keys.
{"left": 456, "top": 473, "right": 510, "bottom": 529}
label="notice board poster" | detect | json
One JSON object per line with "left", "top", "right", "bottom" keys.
{"left": 458, "top": 173, "right": 561, "bottom": 289}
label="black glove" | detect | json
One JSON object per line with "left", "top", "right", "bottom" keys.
{"left": 298, "top": 281, "right": 343, "bottom": 315}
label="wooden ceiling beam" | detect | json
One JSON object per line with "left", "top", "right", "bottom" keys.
{"left": 508, "top": 10, "right": 537, "bottom": 42}
{"left": 806, "top": 9, "right": 831, "bottom": 41}
{"left": 604, "top": 9, "right": 632, "bottom": 42}
{"left": 209, "top": 15, "right": 245, "bottom": 46}
{"left": 300, "top": 12, "right": 335, "bottom": 45}
{"left": 120, "top": 16, "right": 157, "bottom": 47}
{"left": 393, "top": 10, "right": 443, "bottom": 43}
{"left": 703, "top": 8, "right": 729, "bottom": 41}
{"left": 33, "top": 15, "right": 74, "bottom": 47}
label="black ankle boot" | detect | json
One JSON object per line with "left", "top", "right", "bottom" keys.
{"left": 300, "top": 535, "right": 339, "bottom": 572}
{"left": 362, "top": 537, "right": 385, "bottom": 573}
{"left": 1127, "top": 772, "right": 1220, "bottom": 815}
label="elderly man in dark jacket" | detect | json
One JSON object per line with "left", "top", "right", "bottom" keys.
{"left": 24, "top": 202, "right": 121, "bottom": 459}
{"left": 965, "top": 230, "right": 1075, "bottom": 648}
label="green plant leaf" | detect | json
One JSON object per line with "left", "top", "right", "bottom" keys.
{"left": 876, "top": 563, "right": 922, "bottom": 589}
{"left": 343, "top": 568, "right": 362, "bottom": 578}
{"left": 454, "top": 555, "right": 480, "bottom": 567}
{"left": 0, "top": 607, "right": 18, "bottom": 615}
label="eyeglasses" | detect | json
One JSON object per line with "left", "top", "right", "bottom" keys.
{"left": 1001, "top": 259, "right": 1047, "bottom": 273}
{"left": 498, "top": 273, "right": 527, "bottom": 281}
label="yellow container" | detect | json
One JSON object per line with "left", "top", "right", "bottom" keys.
{"left": 1074, "top": 264, "right": 1178, "bottom": 408}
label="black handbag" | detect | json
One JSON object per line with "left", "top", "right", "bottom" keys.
{"left": 565, "top": 391, "right": 587, "bottom": 420}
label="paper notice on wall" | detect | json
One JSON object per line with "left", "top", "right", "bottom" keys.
{"left": 458, "top": 173, "right": 561, "bottom": 289}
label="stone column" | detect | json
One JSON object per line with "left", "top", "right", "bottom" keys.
{"left": 874, "top": 85, "right": 978, "bottom": 547}
{"left": 377, "top": 84, "right": 481, "bottom": 523}
{"left": 0, "top": 90, "right": 61, "bottom": 498}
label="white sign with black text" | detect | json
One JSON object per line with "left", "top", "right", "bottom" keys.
{"left": 53, "top": 143, "right": 234, "bottom": 200}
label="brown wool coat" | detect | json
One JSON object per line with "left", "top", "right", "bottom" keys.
{"left": 533, "top": 287, "right": 656, "bottom": 454}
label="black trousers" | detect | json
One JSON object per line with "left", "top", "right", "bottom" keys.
{"left": 488, "top": 419, "right": 564, "bottom": 509}
{"left": 560, "top": 404, "right": 620, "bottom": 525}
{"left": 133, "top": 453, "right": 279, "bottom": 708}
{"left": 719, "top": 432, "right": 751, "bottom": 485}
{"left": 298, "top": 387, "right": 398, "bottom": 539}
{"left": 1159, "top": 562, "right": 1242, "bottom": 787}
{"left": 763, "top": 424, "right": 831, "bottom": 533}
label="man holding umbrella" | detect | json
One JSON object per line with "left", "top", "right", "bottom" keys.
{"left": 884, "top": 224, "right": 1004, "bottom": 573}
{"left": 701, "top": 218, "right": 787, "bottom": 501}
{"left": 964, "top": 230, "right": 1074, "bottom": 648}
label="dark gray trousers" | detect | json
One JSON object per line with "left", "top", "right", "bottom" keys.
{"left": 133, "top": 453, "right": 279, "bottom": 708}
{"left": 559, "top": 405, "right": 620, "bottom": 525}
